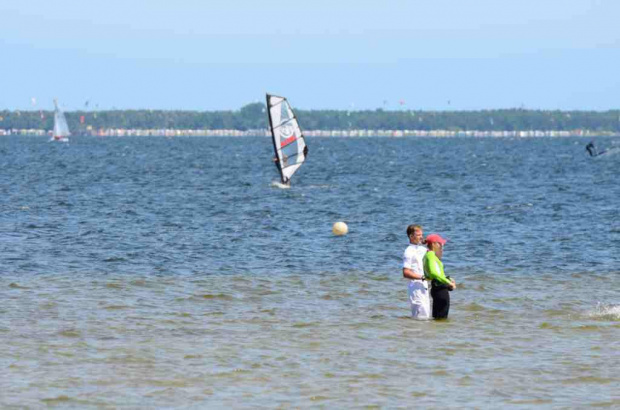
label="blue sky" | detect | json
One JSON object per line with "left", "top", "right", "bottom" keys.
{"left": 1, "top": 0, "right": 619, "bottom": 111}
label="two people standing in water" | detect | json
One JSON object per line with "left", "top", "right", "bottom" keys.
{"left": 402, "top": 225, "right": 456, "bottom": 320}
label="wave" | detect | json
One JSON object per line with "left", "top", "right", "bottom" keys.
{"left": 585, "top": 303, "right": 620, "bottom": 321}
{"left": 270, "top": 181, "right": 291, "bottom": 189}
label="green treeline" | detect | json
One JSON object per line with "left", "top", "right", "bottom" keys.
{"left": 2, "top": 103, "right": 620, "bottom": 132}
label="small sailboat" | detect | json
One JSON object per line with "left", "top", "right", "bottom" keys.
{"left": 50, "top": 99, "right": 70, "bottom": 142}
{"left": 266, "top": 94, "right": 308, "bottom": 186}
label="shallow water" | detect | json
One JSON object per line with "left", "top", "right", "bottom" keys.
{"left": 1, "top": 136, "right": 619, "bottom": 408}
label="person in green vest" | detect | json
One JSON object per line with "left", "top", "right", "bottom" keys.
{"left": 423, "top": 234, "right": 456, "bottom": 319}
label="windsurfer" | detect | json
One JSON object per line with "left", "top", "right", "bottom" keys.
{"left": 273, "top": 154, "right": 289, "bottom": 166}
{"left": 266, "top": 94, "right": 308, "bottom": 186}
{"left": 586, "top": 141, "right": 610, "bottom": 157}
{"left": 272, "top": 157, "right": 290, "bottom": 185}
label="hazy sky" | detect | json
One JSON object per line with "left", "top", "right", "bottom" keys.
{"left": 1, "top": 0, "right": 619, "bottom": 111}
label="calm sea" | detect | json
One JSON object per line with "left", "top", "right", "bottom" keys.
{"left": 1, "top": 135, "right": 619, "bottom": 408}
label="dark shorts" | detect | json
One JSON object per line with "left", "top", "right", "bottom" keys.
{"left": 431, "top": 286, "right": 450, "bottom": 319}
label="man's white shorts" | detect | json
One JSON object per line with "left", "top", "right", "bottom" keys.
{"left": 408, "top": 280, "right": 431, "bottom": 320}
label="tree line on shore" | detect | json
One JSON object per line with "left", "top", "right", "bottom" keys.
{"left": 1, "top": 103, "right": 619, "bottom": 132}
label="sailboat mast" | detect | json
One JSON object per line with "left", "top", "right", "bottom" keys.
{"left": 266, "top": 94, "right": 285, "bottom": 184}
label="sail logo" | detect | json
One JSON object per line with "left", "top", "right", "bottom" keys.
{"left": 280, "top": 124, "right": 297, "bottom": 148}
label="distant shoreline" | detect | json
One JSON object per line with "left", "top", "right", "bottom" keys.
{"left": 2, "top": 105, "right": 620, "bottom": 136}
{"left": 1, "top": 128, "right": 618, "bottom": 138}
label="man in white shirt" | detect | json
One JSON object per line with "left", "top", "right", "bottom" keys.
{"left": 402, "top": 224, "right": 430, "bottom": 319}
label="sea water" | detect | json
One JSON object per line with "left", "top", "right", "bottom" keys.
{"left": 1, "top": 136, "right": 619, "bottom": 408}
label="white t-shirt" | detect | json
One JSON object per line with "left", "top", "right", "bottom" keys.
{"left": 402, "top": 243, "right": 428, "bottom": 284}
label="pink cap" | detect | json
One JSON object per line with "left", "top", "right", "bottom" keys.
{"left": 425, "top": 234, "right": 447, "bottom": 245}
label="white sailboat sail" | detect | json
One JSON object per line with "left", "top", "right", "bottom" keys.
{"left": 266, "top": 94, "right": 308, "bottom": 184}
{"left": 51, "top": 99, "right": 70, "bottom": 142}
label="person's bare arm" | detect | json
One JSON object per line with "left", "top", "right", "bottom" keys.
{"left": 403, "top": 267, "right": 424, "bottom": 280}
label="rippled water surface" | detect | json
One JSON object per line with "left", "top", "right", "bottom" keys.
{"left": 1, "top": 136, "right": 619, "bottom": 408}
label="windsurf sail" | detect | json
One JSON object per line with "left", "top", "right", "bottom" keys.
{"left": 586, "top": 141, "right": 611, "bottom": 157}
{"left": 266, "top": 94, "right": 308, "bottom": 184}
{"left": 52, "top": 99, "right": 70, "bottom": 142}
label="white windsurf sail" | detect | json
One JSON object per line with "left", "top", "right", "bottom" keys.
{"left": 266, "top": 94, "right": 308, "bottom": 184}
{"left": 52, "top": 99, "right": 70, "bottom": 142}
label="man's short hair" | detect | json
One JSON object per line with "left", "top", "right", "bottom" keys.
{"left": 406, "top": 224, "right": 422, "bottom": 237}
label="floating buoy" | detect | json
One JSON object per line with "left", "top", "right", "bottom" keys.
{"left": 332, "top": 222, "right": 348, "bottom": 236}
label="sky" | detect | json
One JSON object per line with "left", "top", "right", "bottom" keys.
{"left": 1, "top": 0, "right": 619, "bottom": 111}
